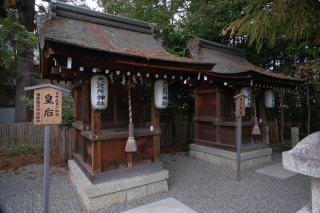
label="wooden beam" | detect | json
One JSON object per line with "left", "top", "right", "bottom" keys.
{"left": 83, "top": 129, "right": 161, "bottom": 141}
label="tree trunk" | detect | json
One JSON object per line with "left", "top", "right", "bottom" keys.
{"left": 162, "top": 0, "right": 166, "bottom": 7}
{"left": 280, "top": 90, "right": 285, "bottom": 144}
{"left": 14, "top": 0, "right": 36, "bottom": 123}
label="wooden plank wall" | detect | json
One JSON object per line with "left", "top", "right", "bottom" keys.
{"left": 160, "top": 120, "right": 195, "bottom": 148}
{"left": 0, "top": 123, "right": 74, "bottom": 162}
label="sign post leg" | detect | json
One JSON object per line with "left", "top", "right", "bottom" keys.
{"left": 237, "top": 116, "right": 242, "bottom": 181}
{"left": 44, "top": 124, "right": 50, "bottom": 213}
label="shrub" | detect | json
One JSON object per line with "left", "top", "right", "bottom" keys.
{"left": 6, "top": 143, "right": 32, "bottom": 157}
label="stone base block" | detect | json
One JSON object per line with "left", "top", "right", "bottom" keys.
{"left": 68, "top": 160, "right": 169, "bottom": 213}
{"left": 296, "top": 203, "right": 312, "bottom": 213}
{"left": 189, "top": 144, "right": 272, "bottom": 170}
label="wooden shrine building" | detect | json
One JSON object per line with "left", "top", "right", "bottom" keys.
{"left": 184, "top": 35, "right": 305, "bottom": 169}
{"left": 36, "top": 0, "right": 215, "bottom": 192}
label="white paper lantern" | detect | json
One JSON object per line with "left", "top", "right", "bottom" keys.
{"left": 154, "top": 79, "right": 168, "bottom": 109}
{"left": 265, "top": 90, "right": 275, "bottom": 108}
{"left": 91, "top": 74, "right": 108, "bottom": 110}
{"left": 240, "top": 87, "right": 251, "bottom": 108}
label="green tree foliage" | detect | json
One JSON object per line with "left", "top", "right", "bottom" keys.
{"left": 0, "top": 12, "right": 37, "bottom": 99}
{"left": 224, "top": 0, "right": 320, "bottom": 52}
{"left": 180, "top": 0, "right": 248, "bottom": 44}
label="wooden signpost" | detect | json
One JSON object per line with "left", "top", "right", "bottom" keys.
{"left": 233, "top": 94, "right": 248, "bottom": 181}
{"left": 25, "top": 84, "right": 69, "bottom": 213}
{"left": 33, "top": 87, "right": 62, "bottom": 125}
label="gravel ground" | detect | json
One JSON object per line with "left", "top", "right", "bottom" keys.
{"left": 0, "top": 152, "right": 311, "bottom": 213}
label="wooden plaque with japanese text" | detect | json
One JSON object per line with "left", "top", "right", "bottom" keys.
{"left": 34, "top": 87, "right": 62, "bottom": 125}
{"left": 236, "top": 96, "right": 245, "bottom": 117}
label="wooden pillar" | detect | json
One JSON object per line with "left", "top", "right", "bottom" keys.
{"left": 82, "top": 83, "right": 91, "bottom": 126}
{"left": 259, "top": 90, "right": 266, "bottom": 143}
{"left": 74, "top": 88, "right": 78, "bottom": 154}
{"left": 91, "top": 105, "right": 101, "bottom": 173}
{"left": 92, "top": 140, "right": 101, "bottom": 174}
{"left": 216, "top": 84, "right": 221, "bottom": 143}
{"left": 113, "top": 83, "right": 118, "bottom": 123}
{"left": 151, "top": 81, "right": 160, "bottom": 163}
{"left": 194, "top": 87, "right": 199, "bottom": 140}
{"left": 91, "top": 106, "right": 101, "bottom": 135}
{"left": 234, "top": 87, "right": 240, "bottom": 146}
{"left": 74, "top": 129, "right": 78, "bottom": 154}
{"left": 74, "top": 88, "right": 78, "bottom": 121}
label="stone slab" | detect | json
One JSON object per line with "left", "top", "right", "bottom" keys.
{"left": 255, "top": 163, "right": 299, "bottom": 180}
{"left": 121, "top": 197, "right": 197, "bottom": 213}
{"left": 296, "top": 203, "right": 312, "bottom": 213}
{"left": 68, "top": 160, "right": 169, "bottom": 213}
{"left": 190, "top": 144, "right": 272, "bottom": 170}
{"left": 190, "top": 144, "right": 272, "bottom": 161}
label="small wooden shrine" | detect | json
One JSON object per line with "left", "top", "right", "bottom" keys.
{"left": 36, "top": 1, "right": 215, "bottom": 186}
{"left": 184, "top": 35, "right": 305, "bottom": 168}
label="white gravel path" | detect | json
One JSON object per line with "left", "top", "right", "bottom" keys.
{"left": 0, "top": 152, "right": 310, "bottom": 213}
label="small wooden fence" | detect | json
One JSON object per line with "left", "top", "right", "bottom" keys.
{"left": 0, "top": 123, "right": 74, "bottom": 162}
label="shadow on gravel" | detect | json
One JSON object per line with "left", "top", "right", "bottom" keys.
{"left": 0, "top": 203, "right": 6, "bottom": 213}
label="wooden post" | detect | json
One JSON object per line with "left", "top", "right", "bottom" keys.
{"left": 82, "top": 83, "right": 91, "bottom": 126}
{"left": 127, "top": 152, "right": 133, "bottom": 167}
{"left": 280, "top": 89, "right": 285, "bottom": 144}
{"left": 73, "top": 88, "right": 79, "bottom": 154}
{"left": 91, "top": 104, "right": 101, "bottom": 173}
{"left": 92, "top": 140, "right": 101, "bottom": 174}
{"left": 151, "top": 81, "right": 160, "bottom": 163}
{"left": 234, "top": 87, "right": 240, "bottom": 145}
{"left": 74, "top": 88, "right": 78, "bottom": 121}
{"left": 44, "top": 124, "right": 50, "bottom": 213}
{"left": 259, "top": 90, "right": 266, "bottom": 143}
{"left": 237, "top": 116, "right": 242, "bottom": 181}
{"left": 216, "top": 84, "right": 221, "bottom": 143}
{"left": 233, "top": 93, "right": 246, "bottom": 181}
{"left": 91, "top": 106, "right": 101, "bottom": 135}
{"left": 113, "top": 83, "right": 118, "bottom": 123}
{"left": 194, "top": 87, "right": 199, "bottom": 141}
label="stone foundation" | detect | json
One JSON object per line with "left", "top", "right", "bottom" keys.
{"left": 189, "top": 144, "right": 272, "bottom": 170}
{"left": 68, "top": 160, "right": 169, "bottom": 213}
